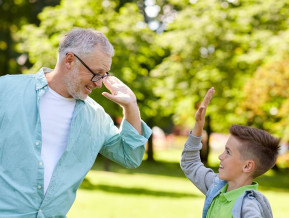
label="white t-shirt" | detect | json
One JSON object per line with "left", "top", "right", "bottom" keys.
{"left": 39, "top": 87, "right": 76, "bottom": 194}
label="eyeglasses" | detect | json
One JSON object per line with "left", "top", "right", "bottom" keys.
{"left": 67, "top": 52, "right": 110, "bottom": 82}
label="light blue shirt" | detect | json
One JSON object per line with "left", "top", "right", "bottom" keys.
{"left": 0, "top": 67, "right": 152, "bottom": 217}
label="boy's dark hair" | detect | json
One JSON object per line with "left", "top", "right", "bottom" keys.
{"left": 229, "top": 124, "right": 280, "bottom": 178}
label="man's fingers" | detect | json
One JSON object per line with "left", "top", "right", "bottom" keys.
{"left": 104, "top": 76, "right": 125, "bottom": 87}
{"left": 103, "top": 76, "right": 120, "bottom": 89}
{"left": 102, "top": 92, "right": 114, "bottom": 100}
{"left": 103, "top": 76, "right": 131, "bottom": 96}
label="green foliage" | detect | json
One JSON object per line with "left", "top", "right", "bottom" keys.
{"left": 0, "top": 0, "right": 60, "bottom": 76}
{"left": 16, "top": 0, "right": 289, "bottom": 136}
{"left": 241, "top": 59, "right": 289, "bottom": 140}
{"left": 152, "top": 0, "right": 289, "bottom": 131}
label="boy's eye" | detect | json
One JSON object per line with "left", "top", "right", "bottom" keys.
{"left": 226, "top": 149, "right": 230, "bottom": 155}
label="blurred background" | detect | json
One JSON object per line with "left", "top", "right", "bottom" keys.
{"left": 1, "top": 0, "right": 289, "bottom": 217}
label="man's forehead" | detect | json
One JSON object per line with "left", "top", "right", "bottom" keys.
{"left": 88, "top": 51, "right": 111, "bottom": 70}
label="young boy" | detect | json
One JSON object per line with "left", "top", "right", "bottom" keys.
{"left": 181, "top": 87, "right": 280, "bottom": 218}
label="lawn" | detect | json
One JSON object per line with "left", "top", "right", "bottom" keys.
{"left": 67, "top": 148, "right": 289, "bottom": 218}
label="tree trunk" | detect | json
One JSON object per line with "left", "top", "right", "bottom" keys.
{"left": 146, "top": 134, "right": 154, "bottom": 161}
{"left": 104, "top": 157, "right": 110, "bottom": 171}
{"left": 201, "top": 115, "right": 212, "bottom": 166}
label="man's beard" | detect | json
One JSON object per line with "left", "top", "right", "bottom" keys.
{"left": 64, "top": 68, "right": 87, "bottom": 100}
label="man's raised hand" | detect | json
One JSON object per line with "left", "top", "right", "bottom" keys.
{"left": 102, "top": 76, "right": 137, "bottom": 108}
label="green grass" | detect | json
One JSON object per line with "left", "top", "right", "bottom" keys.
{"left": 67, "top": 149, "right": 289, "bottom": 218}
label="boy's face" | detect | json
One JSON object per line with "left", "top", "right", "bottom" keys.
{"left": 218, "top": 135, "right": 247, "bottom": 182}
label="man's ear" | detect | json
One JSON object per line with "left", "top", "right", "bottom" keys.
{"left": 65, "top": 53, "right": 74, "bottom": 69}
{"left": 243, "top": 160, "right": 255, "bottom": 173}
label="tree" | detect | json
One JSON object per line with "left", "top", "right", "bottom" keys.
{"left": 149, "top": 0, "right": 289, "bottom": 162}
{"left": 151, "top": 0, "right": 289, "bottom": 129}
{"left": 0, "top": 0, "right": 60, "bottom": 76}
{"left": 241, "top": 58, "right": 289, "bottom": 141}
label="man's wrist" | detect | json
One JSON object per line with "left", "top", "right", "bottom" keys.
{"left": 123, "top": 101, "right": 139, "bottom": 113}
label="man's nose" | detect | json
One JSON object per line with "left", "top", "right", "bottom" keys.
{"left": 93, "top": 80, "right": 102, "bottom": 88}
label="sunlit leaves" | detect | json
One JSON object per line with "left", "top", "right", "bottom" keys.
{"left": 16, "top": 0, "right": 289, "bottom": 137}
{"left": 151, "top": 0, "right": 289, "bottom": 131}
{"left": 241, "top": 59, "right": 289, "bottom": 139}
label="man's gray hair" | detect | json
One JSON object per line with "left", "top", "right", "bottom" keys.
{"left": 58, "top": 28, "right": 114, "bottom": 60}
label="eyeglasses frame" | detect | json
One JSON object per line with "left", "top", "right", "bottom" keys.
{"left": 66, "top": 52, "right": 110, "bottom": 82}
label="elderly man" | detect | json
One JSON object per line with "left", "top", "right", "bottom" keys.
{"left": 0, "top": 28, "right": 152, "bottom": 217}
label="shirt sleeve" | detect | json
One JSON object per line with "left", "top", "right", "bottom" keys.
{"left": 100, "top": 117, "right": 152, "bottom": 169}
{"left": 180, "top": 134, "right": 216, "bottom": 195}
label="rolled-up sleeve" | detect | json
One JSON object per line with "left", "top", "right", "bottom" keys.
{"left": 119, "top": 119, "right": 152, "bottom": 148}
{"left": 100, "top": 118, "right": 152, "bottom": 168}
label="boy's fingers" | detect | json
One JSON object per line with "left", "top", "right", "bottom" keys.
{"left": 201, "top": 87, "right": 215, "bottom": 107}
{"left": 195, "top": 107, "right": 205, "bottom": 120}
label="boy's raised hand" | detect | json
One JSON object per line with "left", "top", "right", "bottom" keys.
{"left": 191, "top": 87, "right": 215, "bottom": 137}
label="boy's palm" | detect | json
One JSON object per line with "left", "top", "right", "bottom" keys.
{"left": 193, "top": 87, "right": 215, "bottom": 136}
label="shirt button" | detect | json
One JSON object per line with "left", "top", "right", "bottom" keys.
{"left": 38, "top": 185, "right": 42, "bottom": 190}
{"left": 39, "top": 162, "right": 43, "bottom": 166}
{"left": 35, "top": 141, "right": 39, "bottom": 146}
{"left": 39, "top": 209, "right": 42, "bottom": 213}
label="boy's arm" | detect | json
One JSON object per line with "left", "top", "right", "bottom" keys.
{"left": 180, "top": 88, "right": 217, "bottom": 195}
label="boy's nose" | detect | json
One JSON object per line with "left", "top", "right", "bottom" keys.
{"left": 218, "top": 153, "right": 223, "bottom": 160}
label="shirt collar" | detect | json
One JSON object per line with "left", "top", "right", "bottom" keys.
{"left": 220, "top": 182, "right": 259, "bottom": 202}
{"left": 35, "top": 67, "right": 87, "bottom": 106}
{"left": 35, "top": 67, "right": 52, "bottom": 91}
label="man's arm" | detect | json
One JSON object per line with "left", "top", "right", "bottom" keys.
{"left": 99, "top": 76, "right": 150, "bottom": 168}
{"left": 102, "top": 76, "right": 142, "bottom": 135}
{"left": 180, "top": 87, "right": 217, "bottom": 194}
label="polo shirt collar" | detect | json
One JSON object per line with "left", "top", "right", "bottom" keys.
{"left": 221, "top": 182, "right": 259, "bottom": 202}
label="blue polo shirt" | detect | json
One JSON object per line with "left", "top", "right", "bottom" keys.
{"left": 0, "top": 67, "right": 152, "bottom": 217}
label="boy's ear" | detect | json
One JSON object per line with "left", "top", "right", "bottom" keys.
{"left": 243, "top": 160, "right": 255, "bottom": 173}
